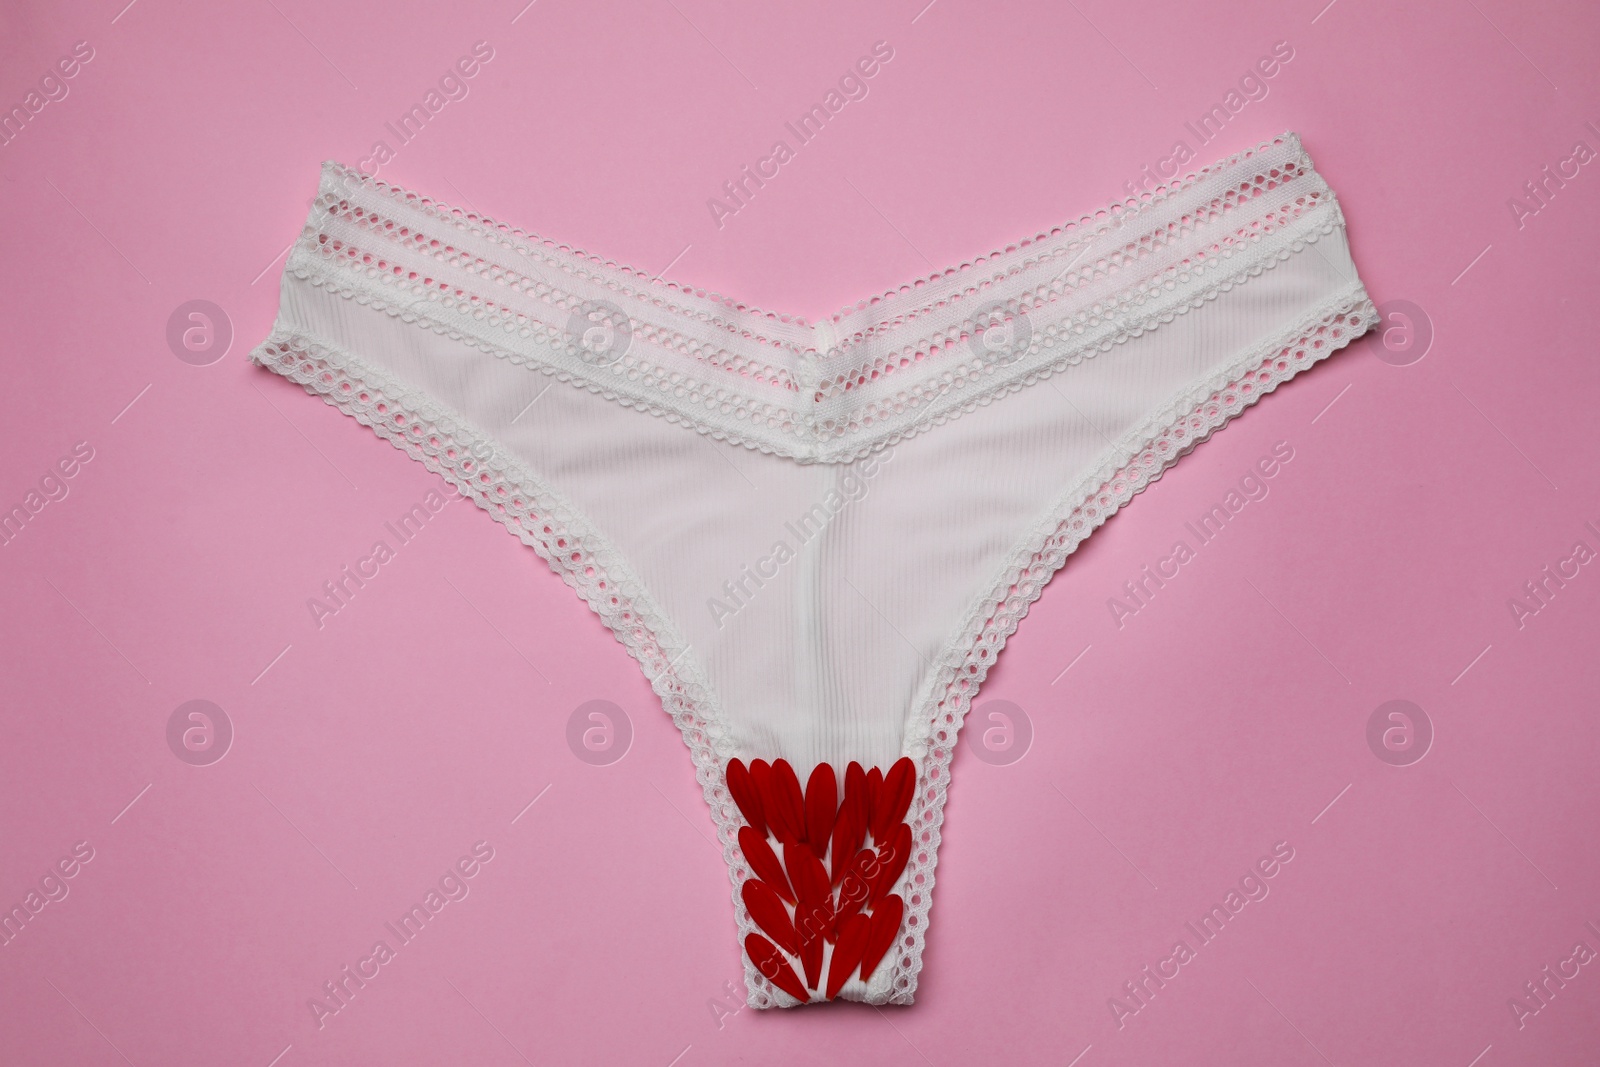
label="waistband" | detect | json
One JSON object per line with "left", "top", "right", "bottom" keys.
{"left": 261, "top": 132, "right": 1354, "bottom": 463}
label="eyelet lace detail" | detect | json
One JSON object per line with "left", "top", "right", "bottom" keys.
{"left": 249, "top": 284, "right": 1376, "bottom": 1007}
{"left": 281, "top": 132, "right": 1345, "bottom": 463}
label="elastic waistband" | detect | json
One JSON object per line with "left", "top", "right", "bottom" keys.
{"left": 258, "top": 132, "right": 1358, "bottom": 463}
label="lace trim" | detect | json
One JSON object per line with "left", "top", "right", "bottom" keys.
{"left": 805, "top": 209, "right": 1342, "bottom": 446}
{"left": 248, "top": 283, "right": 1374, "bottom": 1008}
{"left": 283, "top": 157, "right": 1341, "bottom": 464}
{"left": 813, "top": 153, "right": 1324, "bottom": 390}
{"left": 333, "top": 132, "right": 1313, "bottom": 336}
{"left": 826, "top": 132, "right": 1318, "bottom": 331}
{"left": 878, "top": 287, "right": 1378, "bottom": 1004}
{"left": 312, "top": 138, "right": 1319, "bottom": 394}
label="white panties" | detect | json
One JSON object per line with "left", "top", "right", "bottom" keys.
{"left": 252, "top": 132, "right": 1376, "bottom": 1007}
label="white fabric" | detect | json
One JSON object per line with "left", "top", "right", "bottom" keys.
{"left": 252, "top": 131, "right": 1376, "bottom": 1006}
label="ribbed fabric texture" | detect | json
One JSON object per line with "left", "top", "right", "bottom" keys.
{"left": 260, "top": 133, "right": 1369, "bottom": 775}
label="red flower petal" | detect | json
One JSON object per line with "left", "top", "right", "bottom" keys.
{"left": 741, "top": 879, "right": 799, "bottom": 956}
{"left": 872, "top": 758, "right": 915, "bottom": 841}
{"left": 761, "top": 759, "right": 806, "bottom": 844}
{"left": 830, "top": 789, "right": 866, "bottom": 886}
{"left": 750, "top": 759, "right": 774, "bottom": 828}
{"left": 795, "top": 893, "right": 832, "bottom": 990}
{"left": 859, "top": 894, "right": 903, "bottom": 983}
{"left": 799, "top": 930, "right": 824, "bottom": 992}
{"left": 795, "top": 896, "right": 835, "bottom": 948}
{"left": 870, "top": 823, "right": 911, "bottom": 906}
{"left": 804, "top": 763, "right": 837, "bottom": 859}
{"left": 746, "top": 933, "right": 808, "bottom": 1003}
{"left": 833, "top": 848, "right": 877, "bottom": 924}
{"left": 826, "top": 913, "right": 870, "bottom": 999}
{"left": 739, "top": 826, "right": 795, "bottom": 903}
{"left": 783, "top": 838, "right": 830, "bottom": 904}
{"left": 726, "top": 759, "right": 766, "bottom": 836}
{"left": 844, "top": 762, "right": 867, "bottom": 812}
{"left": 864, "top": 767, "right": 883, "bottom": 837}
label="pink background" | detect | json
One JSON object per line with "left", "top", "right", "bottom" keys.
{"left": 3, "top": 0, "right": 1599, "bottom": 1063}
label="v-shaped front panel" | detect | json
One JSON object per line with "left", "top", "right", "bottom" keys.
{"left": 253, "top": 132, "right": 1376, "bottom": 1006}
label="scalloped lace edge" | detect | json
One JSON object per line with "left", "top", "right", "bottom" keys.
{"left": 249, "top": 280, "right": 1374, "bottom": 1009}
